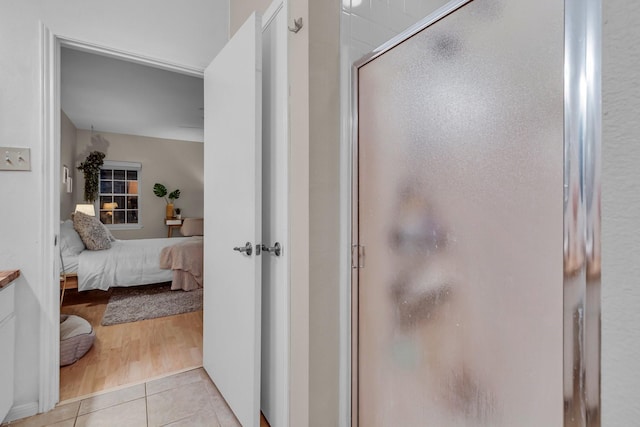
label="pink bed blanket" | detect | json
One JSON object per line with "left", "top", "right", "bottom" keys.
{"left": 159, "top": 238, "right": 203, "bottom": 291}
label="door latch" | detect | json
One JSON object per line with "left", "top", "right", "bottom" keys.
{"left": 351, "top": 244, "right": 365, "bottom": 269}
{"left": 261, "top": 242, "right": 282, "bottom": 256}
{"left": 233, "top": 242, "right": 253, "bottom": 256}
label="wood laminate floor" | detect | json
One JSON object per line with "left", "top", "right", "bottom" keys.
{"left": 59, "top": 288, "right": 203, "bottom": 402}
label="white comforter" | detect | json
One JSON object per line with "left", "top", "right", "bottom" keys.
{"left": 77, "top": 237, "right": 193, "bottom": 291}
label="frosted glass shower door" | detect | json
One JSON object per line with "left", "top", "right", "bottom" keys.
{"left": 354, "top": 0, "right": 564, "bottom": 425}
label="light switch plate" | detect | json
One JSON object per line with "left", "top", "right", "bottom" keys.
{"left": 0, "top": 147, "right": 31, "bottom": 171}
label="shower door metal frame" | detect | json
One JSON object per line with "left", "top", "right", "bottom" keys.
{"left": 349, "top": 0, "right": 602, "bottom": 425}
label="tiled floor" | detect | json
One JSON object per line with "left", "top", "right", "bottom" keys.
{"left": 3, "top": 368, "right": 241, "bottom": 427}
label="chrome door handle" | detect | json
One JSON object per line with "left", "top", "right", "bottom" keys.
{"left": 233, "top": 242, "right": 253, "bottom": 256}
{"left": 261, "top": 242, "right": 281, "bottom": 257}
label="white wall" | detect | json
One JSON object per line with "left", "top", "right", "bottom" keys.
{"left": 0, "top": 1, "right": 227, "bottom": 419}
{"left": 602, "top": 0, "right": 640, "bottom": 424}
{"left": 74, "top": 130, "right": 204, "bottom": 239}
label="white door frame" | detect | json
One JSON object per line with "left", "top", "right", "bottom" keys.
{"left": 260, "top": 1, "right": 290, "bottom": 425}
{"left": 40, "top": 25, "right": 204, "bottom": 412}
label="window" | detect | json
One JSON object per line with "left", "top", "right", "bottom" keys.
{"left": 97, "top": 161, "right": 142, "bottom": 229}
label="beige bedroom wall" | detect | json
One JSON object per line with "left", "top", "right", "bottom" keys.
{"left": 60, "top": 110, "right": 77, "bottom": 220}
{"left": 74, "top": 129, "right": 204, "bottom": 240}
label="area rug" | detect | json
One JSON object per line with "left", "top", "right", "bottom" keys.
{"left": 101, "top": 283, "right": 203, "bottom": 326}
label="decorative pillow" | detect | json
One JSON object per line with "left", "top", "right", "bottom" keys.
{"left": 60, "top": 220, "right": 85, "bottom": 257}
{"left": 100, "top": 221, "right": 117, "bottom": 242}
{"left": 73, "top": 211, "right": 112, "bottom": 251}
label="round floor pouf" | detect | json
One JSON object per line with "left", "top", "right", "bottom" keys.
{"left": 60, "top": 314, "right": 95, "bottom": 366}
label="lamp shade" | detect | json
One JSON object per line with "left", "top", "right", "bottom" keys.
{"left": 75, "top": 204, "right": 95, "bottom": 216}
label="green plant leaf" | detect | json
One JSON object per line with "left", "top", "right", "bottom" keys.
{"left": 168, "top": 189, "right": 181, "bottom": 201}
{"left": 153, "top": 183, "right": 168, "bottom": 198}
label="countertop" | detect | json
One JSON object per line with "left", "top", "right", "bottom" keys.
{"left": 0, "top": 270, "right": 20, "bottom": 289}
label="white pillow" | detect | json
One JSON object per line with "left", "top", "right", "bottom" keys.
{"left": 60, "top": 220, "right": 85, "bottom": 257}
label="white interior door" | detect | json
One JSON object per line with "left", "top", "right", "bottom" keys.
{"left": 203, "top": 12, "right": 262, "bottom": 427}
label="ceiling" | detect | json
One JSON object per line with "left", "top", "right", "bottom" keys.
{"left": 61, "top": 47, "right": 204, "bottom": 143}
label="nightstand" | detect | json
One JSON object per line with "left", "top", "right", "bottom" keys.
{"left": 165, "top": 218, "right": 184, "bottom": 237}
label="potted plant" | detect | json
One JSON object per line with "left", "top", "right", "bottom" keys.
{"left": 175, "top": 208, "right": 182, "bottom": 220}
{"left": 153, "top": 183, "right": 180, "bottom": 219}
{"left": 77, "top": 151, "right": 106, "bottom": 203}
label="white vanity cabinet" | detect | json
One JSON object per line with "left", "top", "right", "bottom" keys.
{"left": 0, "top": 281, "right": 16, "bottom": 423}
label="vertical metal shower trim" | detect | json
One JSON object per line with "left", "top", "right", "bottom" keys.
{"left": 350, "top": 62, "right": 360, "bottom": 427}
{"left": 564, "top": 0, "right": 601, "bottom": 425}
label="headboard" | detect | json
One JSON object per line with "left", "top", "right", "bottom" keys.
{"left": 180, "top": 218, "right": 203, "bottom": 236}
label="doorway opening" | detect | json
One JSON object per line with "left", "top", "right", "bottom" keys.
{"left": 57, "top": 43, "right": 206, "bottom": 402}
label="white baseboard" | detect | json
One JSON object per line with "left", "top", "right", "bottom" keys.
{"left": 3, "top": 402, "right": 38, "bottom": 423}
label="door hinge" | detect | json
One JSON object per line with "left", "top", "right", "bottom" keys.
{"left": 351, "top": 244, "right": 365, "bottom": 269}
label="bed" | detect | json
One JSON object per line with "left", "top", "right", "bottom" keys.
{"left": 59, "top": 217, "right": 203, "bottom": 292}
{"left": 159, "top": 237, "right": 203, "bottom": 291}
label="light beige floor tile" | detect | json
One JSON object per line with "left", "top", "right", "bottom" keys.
{"left": 75, "top": 398, "right": 146, "bottom": 427}
{"left": 41, "top": 420, "right": 75, "bottom": 427}
{"left": 160, "top": 407, "right": 221, "bottom": 427}
{"left": 78, "top": 383, "right": 146, "bottom": 415}
{"left": 210, "top": 398, "right": 241, "bottom": 427}
{"left": 202, "top": 380, "right": 241, "bottom": 427}
{"left": 7, "top": 402, "right": 80, "bottom": 427}
{"left": 145, "top": 368, "right": 208, "bottom": 396}
{"left": 147, "top": 380, "right": 218, "bottom": 427}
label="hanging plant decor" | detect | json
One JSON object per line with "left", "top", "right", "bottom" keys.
{"left": 77, "top": 151, "right": 106, "bottom": 203}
